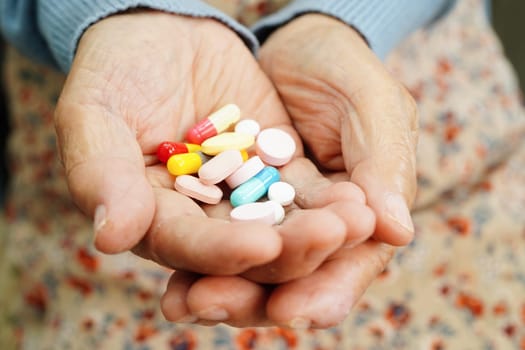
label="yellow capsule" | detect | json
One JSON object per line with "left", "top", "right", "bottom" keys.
{"left": 201, "top": 132, "right": 255, "bottom": 156}
{"left": 167, "top": 151, "right": 210, "bottom": 176}
{"left": 186, "top": 144, "right": 201, "bottom": 153}
{"left": 240, "top": 149, "right": 249, "bottom": 161}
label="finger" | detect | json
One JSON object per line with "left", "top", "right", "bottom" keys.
{"left": 343, "top": 82, "right": 418, "bottom": 246}
{"left": 162, "top": 273, "right": 271, "bottom": 327}
{"left": 241, "top": 208, "right": 347, "bottom": 283}
{"left": 282, "top": 158, "right": 375, "bottom": 246}
{"left": 241, "top": 159, "right": 375, "bottom": 284}
{"left": 146, "top": 163, "right": 176, "bottom": 189}
{"left": 55, "top": 101, "right": 155, "bottom": 254}
{"left": 267, "top": 240, "right": 396, "bottom": 329}
{"left": 132, "top": 187, "right": 282, "bottom": 275}
{"left": 260, "top": 15, "right": 417, "bottom": 246}
{"left": 281, "top": 157, "right": 366, "bottom": 206}
{"left": 161, "top": 271, "right": 199, "bottom": 323}
{"left": 186, "top": 276, "right": 270, "bottom": 327}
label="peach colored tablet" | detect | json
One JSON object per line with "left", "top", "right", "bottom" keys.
{"left": 198, "top": 149, "right": 243, "bottom": 185}
{"left": 174, "top": 175, "right": 223, "bottom": 204}
{"left": 225, "top": 155, "right": 265, "bottom": 188}
{"left": 230, "top": 202, "right": 275, "bottom": 225}
{"left": 256, "top": 128, "right": 296, "bottom": 166}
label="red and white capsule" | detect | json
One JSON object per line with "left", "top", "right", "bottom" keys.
{"left": 185, "top": 104, "right": 241, "bottom": 144}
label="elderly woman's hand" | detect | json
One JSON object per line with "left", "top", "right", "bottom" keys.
{"left": 260, "top": 13, "right": 418, "bottom": 245}
{"left": 55, "top": 10, "right": 377, "bottom": 328}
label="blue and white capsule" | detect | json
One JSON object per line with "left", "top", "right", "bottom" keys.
{"left": 230, "top": 166, "right": 280, "bottom": 207}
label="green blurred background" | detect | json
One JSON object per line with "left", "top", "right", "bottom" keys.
{"left": 492, "top": 1, "right": 525, "bottom": 92}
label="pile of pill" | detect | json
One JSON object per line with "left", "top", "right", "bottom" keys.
{"left": 156, "top": 104, "right": 296, "bottom": 225}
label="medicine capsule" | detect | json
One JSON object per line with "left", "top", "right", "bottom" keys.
{"left": 200, "top": 132, "right": 254, "bottom": 156}
{"left": 230, "top": 202, "right": 276, "bottom": 225}
{"left": 240, "top": 149, "right": 249, "bottom": 161}
{"left": 225, "top": 155, "right": 265, "bottom": 189}
{"left": 157, "top": 141, "right": 201, "bottom": 163}
{"left": 266, "top": 200, "right": 285, "bottom": 225}
{"left": 175, "top": 175, "right": 223, "bottom": 205}
{"left": 268, "top": 181, "right": 295, "bottom": 206}
{"left": 230, "top": 166, "right": 280, "bottom": 207}
{"left": 198, "top": 149, "right": 243, "bottom": 185}
{"left": 186, "top": 104, "right": 241, "bottom": 144}
{"left": 235, "top": 119, "right": 261, "bottom": 136}
{"left": 256, "top": 128, "right": 296, "bottom": 166}
{"left": 167, "top": 151, "right": 210, "bottom": 176}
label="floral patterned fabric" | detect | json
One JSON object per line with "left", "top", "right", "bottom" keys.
{"left": 1, "top": 0, "right": 525, "bottom": 349}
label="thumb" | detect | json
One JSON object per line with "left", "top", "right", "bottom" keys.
{"left": 55, "top": 101, "right": 155, "bottom": 254}
{"left": 343, "top": 84, "right": 418, "bottom": 246}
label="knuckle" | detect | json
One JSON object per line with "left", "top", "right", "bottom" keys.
{"left": 371, "top": 244, "right": 396, "bottom": 274}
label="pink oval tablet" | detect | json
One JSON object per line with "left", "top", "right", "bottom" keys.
{"left": 198, "top": 149, "right": 243, "bottom": 185}
{"left": 230, "top": 202, "right": 275, "bottom": 225}
{"left": 256, "top": 128, "right": 296, "bottom": 166}
{"left": 225, "top": 155, "right": 265, "bottom": 188}
{"left": 174, "top": 175, "right": 223, "bottom": 204}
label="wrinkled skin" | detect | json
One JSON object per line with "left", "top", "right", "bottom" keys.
{"left": 55, "top": 11, "right": 417, "bottom": 328}
{"left": 260, "top": 14, "right": 419, "bottom": 245}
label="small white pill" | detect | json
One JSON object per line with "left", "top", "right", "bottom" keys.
{"left": 268, "top": 181, "right": 295, "bottom": 206}
{"left": 230, "top": 202, "right": 275, "bottom": 225}
{"left": 266, "top": 200, "right": 285, "bottom": 225}
{"left": 256, "top": 128, "right": 296, "bottom": 166}
{"left": 235, "top": 119, "right": 261, "bottom": 136}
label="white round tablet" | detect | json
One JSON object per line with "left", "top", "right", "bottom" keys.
{"left": 267, "top": 181, "right": 295, "bottom": 206}
{"left": 266, "top": 200, "right": 285, "bottom": 225}
{"left": 230, "top": 202, "right": 275, "bottom": 225}
{"left": 256, "top": 128, "right": 296, "bottom": 166}
{"left": 235, "top": 119, "right": 261, "bottom": 136}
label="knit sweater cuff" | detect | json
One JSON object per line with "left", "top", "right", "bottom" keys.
{"left": 252, "top": 0, "right": 456, "bottom": 60}
{"left": 38, "top": 0, "right": 259, "bottom": 72}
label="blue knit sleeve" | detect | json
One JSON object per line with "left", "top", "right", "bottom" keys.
{"left": 251, "top": 0, "right": 457, "bottom": 60}
{"left": 0, "top": 0, "right": 259, "bottom": 72}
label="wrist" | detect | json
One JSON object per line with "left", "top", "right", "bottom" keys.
{"left": 77, "top": 11, "right": 239, "bottom": 66}
{"left": 263, "top": 13, "right": 369, "bottom": 55}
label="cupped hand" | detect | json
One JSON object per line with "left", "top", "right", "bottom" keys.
{"left": 161, "top": 13, "right": 418, "bottom": 329}
{"left": 259, "top": 14, "right": 419, "bottom": 245}
{"left": 161, "top": 159, "right": 390, "bottom": 328}
{"left": 55, "top": 12, "right": 374, "bottom": 286}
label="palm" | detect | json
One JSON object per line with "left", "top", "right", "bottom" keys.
{"left": 57, "top": 11, "right": 376, "bottom": 281}
{"left": 56, "top": 12, "right": 377, "bottom": 328}
{"left": 258, "top": 36, "right": 354, "bottom": 173}
{"left": 69, "top": 15, "right": 294, "bottom": 159}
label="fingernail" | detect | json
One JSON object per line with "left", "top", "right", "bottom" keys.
{"left": 176, "top": 314, "right": 198, "bottom": 324}
{"left": 197, "top": 307, "right": 229, "bottom": 321}
{"left": 385, "top": 193, "right": 414, "bottom": 233}
{"left": 93, "top": 205, "right": 107, "bottom": 235}
{"left": 289, "top": 317, "right": 311, "bottom": 329}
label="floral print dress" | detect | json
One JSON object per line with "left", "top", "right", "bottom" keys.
{"left": 1, "top": 0, "right": 524, "bottom": 349}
